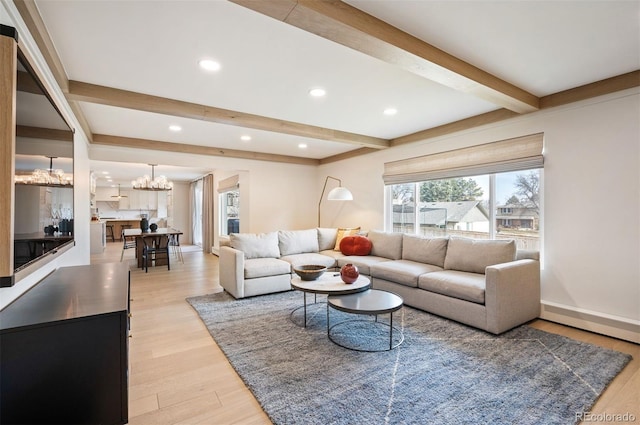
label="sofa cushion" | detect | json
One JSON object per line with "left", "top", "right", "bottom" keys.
{"left": 370, "top": 260, "right": 443, "bottom": 288}
{"left": 281, "top": 253, "right": 337, "bottom": 269}
{"left": 337, "top": 255, "right": 391, "bottom": 275}
{"left": 317, "top": 228, "right": 338, "bottom": 251}
{"left": 402, "top": 234, "right": 448, "bottom": 268}
{"left": 444, "top": 237, "right": 516, "bottom": 274}
{"left": 368, "top": 230, "right": 403, "bottom": 260}
{"left": 333, "top": 227, "right": 361, "bottom": 250}
{"left": 319, "top": 249, "right": 345, "bottom": 263}
{"left": 339, "top": 235, "right": 372, "bottom": 256}
{"left": 230, "top": 232, "right": 280, "bottom": 259}
{"left": 244, "top": 258, "right": 291, "bottom": 279}
{"left": 278, "top": 229, "right": 319, "bottom": 256}
{"left": 418, "top": 270, "right": 486, "bottom": 304}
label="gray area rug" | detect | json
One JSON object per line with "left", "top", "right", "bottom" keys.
{"left": 187, "top": 290, "right": 631, "bottom": 425}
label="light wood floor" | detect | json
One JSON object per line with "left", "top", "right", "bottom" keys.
{"left": 92, "top": 241, "right": 639, "bottom": 425}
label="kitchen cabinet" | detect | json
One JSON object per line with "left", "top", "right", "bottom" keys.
{"left": 95, "top": 186, "right": 118, "bottom": 201}
{"left": 0, "top": 263, "right": 130, "bottom": 425}
{"left": 127, "top": 190, "right": 159, "bottom": 210}
{"left": 118, "top": 189, "right": 131, "bottom": 209}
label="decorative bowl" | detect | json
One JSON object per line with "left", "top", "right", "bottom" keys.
{"left": 293, "top": 265, "right": 327, "bottom": 281}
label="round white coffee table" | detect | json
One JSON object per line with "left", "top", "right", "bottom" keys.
{"left": 327, "top": 289, "right": 404, "bottom": 352}
{"left": 290, "top": 273, "right": 370, "bottom": 327}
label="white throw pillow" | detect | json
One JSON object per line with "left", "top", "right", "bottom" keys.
{"left": 230, "top": 232, "right": 280, "bottom": 259}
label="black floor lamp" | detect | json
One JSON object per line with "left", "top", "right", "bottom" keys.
{"left": 318, "top": 176, "right": 353, "bottom": 226}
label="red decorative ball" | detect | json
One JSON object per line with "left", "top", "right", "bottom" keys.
{"left": 340, "top": 263, "right": 360, "bottom": 284}
{"left": 339, "top": 235, "right": 372, "bottom": 256}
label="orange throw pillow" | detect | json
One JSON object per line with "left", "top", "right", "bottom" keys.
{"left": 339, "top": 235, "right": 372, "bottom": 256}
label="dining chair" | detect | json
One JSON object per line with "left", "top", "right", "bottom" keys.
{"left": 142, "top": 234, "right": 170, "bottom": 272}
{"left": 120, "top": 231, "right": 137, "bottom": 262}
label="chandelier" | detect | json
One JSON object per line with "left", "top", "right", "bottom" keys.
{"left": 131, "top": 164, "right": 173, "bottom": 191}
{"left": 14, "top": 156, "right": 73, "bottom": 186}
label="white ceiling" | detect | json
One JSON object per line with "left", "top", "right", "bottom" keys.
{"left": 28, "top": 0, "right": 640, "bottom": 186}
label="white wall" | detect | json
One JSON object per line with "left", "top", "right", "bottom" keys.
{"left": 319, "top": 89, "right": 640, "bottom": 341}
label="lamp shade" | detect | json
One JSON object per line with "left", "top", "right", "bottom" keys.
{"left": 327, "top": 186, "right": 353, "bottom": 201}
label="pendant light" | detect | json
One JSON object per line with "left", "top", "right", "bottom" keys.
{"left": 111, "top": 183, "right": 128, "bottom": 199}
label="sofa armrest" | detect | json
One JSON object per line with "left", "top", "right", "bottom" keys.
{"left": 485, "top": 259, "right": 540, "bottom": 334}
{"left": 220, "top": 245, "right": 245, "bottom": 299}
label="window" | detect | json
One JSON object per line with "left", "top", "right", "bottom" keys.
{"left": 383, "top": 133, "right": 543, "bottom": 250}
{"left": 220, "top": 190, "right": 239, "bottom": 236}
{"left": 386, "top": 169, "right": 541, "bottom": 250}
{"left": 218, "top": 175, "right": 240, "bottom": 236}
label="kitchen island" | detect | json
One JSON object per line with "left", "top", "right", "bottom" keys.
{"left": 102, "top": 219, "right": 141, "bottom": 241}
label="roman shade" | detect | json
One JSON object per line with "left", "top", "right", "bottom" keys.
{"left": 383, "top": 133, "right": 543, "bottom": 185}
{"left": 217, "top": 175, "right": 239, "bottom": 193}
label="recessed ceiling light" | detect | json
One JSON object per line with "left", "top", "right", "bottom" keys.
{"left": 102, "top": 171, "right": 109, "bottom": 175}
{"left": 240, "top": 135, "right": 251, "bottom": 141}
{"left": 169, "top": 125, "right": 182, "bottom": 132}
{"left": 298, "top": 143, "right": 307, "bottom": 149}
{"left": 309, "top": 88, "right": 326, "bottom": 97}
{"left": 383, "top": 108, "right": 398, "bottom": 116}
{"left": 199, "top": 59, "right": 221, "bottom": 72}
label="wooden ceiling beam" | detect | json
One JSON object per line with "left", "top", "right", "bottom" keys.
{"left": 14, "top": 0, "right": 69, "bottom": 93}
{"left": 230, "top": 0, "right": 540, "bottom": 114}
{"left": 68, "top": 81, "right": 389, "bottom": 149}
{"left": 16, "top": 125, "right": 73, "bottom": 142}
{"left": 92, "top": 134, "right": 320, "bottom": 166}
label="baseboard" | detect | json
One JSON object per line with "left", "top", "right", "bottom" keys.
{"left": 540, "top": 301, "right": 640, "bottom": 344}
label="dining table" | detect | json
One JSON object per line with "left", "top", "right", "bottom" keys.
{"left": 123, "top": 228, "right": 183, "bottom": 269}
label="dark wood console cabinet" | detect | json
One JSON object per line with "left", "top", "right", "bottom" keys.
{"left": 0, "top": 263, "right": 130, "bottom": 424}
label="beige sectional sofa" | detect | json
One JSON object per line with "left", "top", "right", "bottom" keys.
{"left": 219, "top": 228, "right": 540, "bottom": 334}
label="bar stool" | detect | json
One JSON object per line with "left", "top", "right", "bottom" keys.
{"left": 168, "top": 233, "right": 183, "bottom": 263}
{"left": 105, "top": 224, "right": 115, "bottom": 242}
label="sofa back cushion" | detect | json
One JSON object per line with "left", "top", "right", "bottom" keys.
{"left": 402, "top": 234, "right": 449, "bottom": 268}
{"left": 317, "top": 228, "right": 338, "bottom": 251}
{"left": 279, "top": 229, "right": 319, "bottom": 256}
{"left": 444, "top": 237, "right": 516, "bottom": 274}
{"left": 230, "top": 232, "right": 280, "bottom": 259}
{"left": 339, "top": 235, "right": 373, "bottom": 256}
{"left": 368, "top": 230, "right": 403, "bottom": 260}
